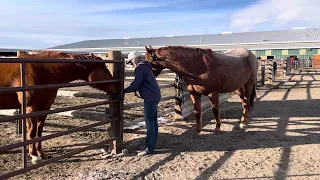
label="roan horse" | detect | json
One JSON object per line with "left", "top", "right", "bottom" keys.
{"left": 145, "top": 45, "right": 258, "bottom": 134}
{"left": 0, "top": 51, "right": 120, "bottom": 164}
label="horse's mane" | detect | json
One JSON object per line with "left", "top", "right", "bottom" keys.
{"left": 17, "top": 51, "right": 102, "bottom": 60}
{"left": 164, "top": 46, "right": 214, "bottom": 59}
{"left": 164, "top": 46, "right": 251, "bottom": 60}
{"left": 166, "top": 45, "right": 212, "bottom": 53}
{"left": 167, "top": 46, "right": 213, "bottom": 56}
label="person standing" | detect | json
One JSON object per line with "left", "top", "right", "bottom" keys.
{"left": 124, "top": 51, "right": 161, "bottom": 156}
{"left": 308, "top": 57, "right": 313, "bottom": 68}
{"left": 272, "top": 61, "right": 277, "bottom": 81}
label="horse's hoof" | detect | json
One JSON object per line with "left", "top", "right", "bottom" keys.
{"left": 195, "top": 129, "right": 201, "bottom": 135}
{"left": 31, "top": 155, "right": 42, "bottom": 164}
{"left": 239, "top": 123, "right": 246, "bottom": 129}
{"left": 38, "top": 152, "right": 47, "bottom": 159}
{"left": 214, "top": 128, "right": 222, "bottom": 134}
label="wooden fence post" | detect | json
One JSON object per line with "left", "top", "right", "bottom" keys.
{"left": 261, "top": 63, "right": 265, "bottom": 86}
{"left": 107, "top": 51, "right": 124, "bottom": 154}
{"left": 267, "top": 59, "right": 273, "bottom": 84}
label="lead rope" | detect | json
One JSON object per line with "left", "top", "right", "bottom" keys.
{"left": 174, "top": 74, "right": 186, "bottom": 104}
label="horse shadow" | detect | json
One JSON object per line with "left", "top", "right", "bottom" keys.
{"left": 125, "top": 98, "right": 320, "bottom": 180}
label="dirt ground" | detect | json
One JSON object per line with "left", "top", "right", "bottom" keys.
{"left": 2, "top": 70, "right": 320, "bottom": 179}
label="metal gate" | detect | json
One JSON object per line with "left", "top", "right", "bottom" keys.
{"left": 0, "top": 56, "right": 124, "bottom": 179}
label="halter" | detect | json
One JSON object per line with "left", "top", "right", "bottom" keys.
{"left": 149, "top": 51, "right": 157, "bottom": 62}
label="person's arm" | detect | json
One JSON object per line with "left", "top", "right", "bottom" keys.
{"left": 124, "top": 67, "right": 143, "bottom": 93}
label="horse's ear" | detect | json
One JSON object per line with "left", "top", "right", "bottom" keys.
{"left": 145, "top": 45, "right": 151, "bottom": 53}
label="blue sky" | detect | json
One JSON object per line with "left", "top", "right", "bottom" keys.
{"left": 1, "top": 0, "right": 320, "bottom": 49}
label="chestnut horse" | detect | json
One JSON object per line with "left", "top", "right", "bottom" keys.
{"left": 0, "top": 51, "right": 120, "bottom": 164}
{"left": 145, "top": 45, "right": 258, "bottom": 133}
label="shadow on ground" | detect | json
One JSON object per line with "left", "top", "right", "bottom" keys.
{"left": 125, "top": 98, "right": 320, "bottom": 179}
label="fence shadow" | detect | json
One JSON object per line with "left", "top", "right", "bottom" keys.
{"left": 124, "top": 98, "right": 320, "bottom": 179}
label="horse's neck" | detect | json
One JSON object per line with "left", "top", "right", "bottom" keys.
{"left": 160, "top": 52, "right": 209, "bottom": 77}
{"left": 158, "top": 60, "right": 186, "bottom": 75}
{"left": 42, "top": 63, "right": 88, "bottom": 83}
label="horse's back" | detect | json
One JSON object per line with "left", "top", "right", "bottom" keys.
{"left": 223, "top": 48, "right": 258, "bottom": 73}
{"left": 212, "top": 48, "right": 258, "bottom": 91}
{"left": 224, "top": 47, "right": 250, "bottom": 57}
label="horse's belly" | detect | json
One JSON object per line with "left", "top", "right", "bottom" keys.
{"left": 220, "top": 81, "right": 247, "bottom": 93}
{"left": 194, "top": 87, "right": 211, "bottom": 95}
{"left": 0, "top": 93, "right": 20, "bottom": 109}
{"left": 220, "top": 72, "right": 251, "bottom": 92}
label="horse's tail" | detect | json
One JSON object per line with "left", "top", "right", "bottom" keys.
{"left": 247, "top": 50, "right": 259, "bottom": 74}
{"left": 249, "top": 83, "right": 256, "bottom": 110}
{"left": 247, "top": 49, "right": 258, "bottom": 111}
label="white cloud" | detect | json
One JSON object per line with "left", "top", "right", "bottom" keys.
{"left": 0, "top": 0, "right": 164, "bottom": 15}
{"left": 229, "top": 0, "right": 320, "bottom": 32}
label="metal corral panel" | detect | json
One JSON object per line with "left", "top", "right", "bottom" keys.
{"left": 313, "top": 54, "right": 320, "bottom": 67}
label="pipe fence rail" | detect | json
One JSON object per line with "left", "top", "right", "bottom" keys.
{"left": 0, "top": 54, "right": 124, "bottom": 179}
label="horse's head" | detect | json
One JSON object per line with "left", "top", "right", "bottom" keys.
{"left": 80, "top": 55, "right": 120, "bottom": 95}
{"left": 145, "top": 45, "right": 166, "bottom": 77}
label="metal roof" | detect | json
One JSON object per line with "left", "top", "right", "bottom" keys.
{"left": 0, "top": 48, "right": 31, "bottom": 53}
{"left": 48, "top": 28, "right": 320, "bottom": 52}
{"left": 0, "top": 48, "right": 90, "bottom": 54}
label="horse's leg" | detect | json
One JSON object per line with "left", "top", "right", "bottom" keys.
{"left": 235, "top": 87, "right": 248, "bottom": 129}
{"left": 208, "top": 92, "right": 221, "bottom": 133}
{"left": 17, "top": 90, "right": 43, "bottom": 163}
{"left": 26, "top": 106, "right": 42, "bottom": 164}
{"left": 189, "top": 92, "right": 202, "bottom": 134}
{"left": 36, "top": 93, "right": 57, "bottom": 159}
{"left": 36, "top": 115, "right": 47, "bottom": 159}
{"left": 241, "top": 82, "right": 255, "bottom": 128}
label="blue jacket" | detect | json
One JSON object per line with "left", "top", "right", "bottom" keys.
{"left": 124, "top": 60, "right": 161, "bottom": 102}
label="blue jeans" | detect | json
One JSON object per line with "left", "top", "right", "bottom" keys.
{"left": 144, "top": 100, "right": 159, "bottom": 152}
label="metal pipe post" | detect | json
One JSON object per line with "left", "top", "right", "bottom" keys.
{"left": 20, "top": 62, "right": 27, "bottom": 168}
